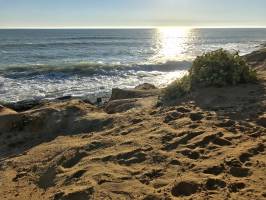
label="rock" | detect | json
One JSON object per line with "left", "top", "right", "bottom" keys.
{"left": 110, "top": 88, "right": 159, "bottom": 101}
{"left": 0, "top": 100, "right": 112, "bottom": 135}
{"left": 244, "top": 48, "right": 266, "bottom": 63}
{"left": 56, "top": 95, "right": 72, "bottom": 101}
{"left": 257, "top": 114, "right": 266, "bottom": 127}
{"left": 135, "top": 83, "right": 157, "bottom": 90}
{"left": 0, "top": 105, "right": 17, "bottom": 116}
{"left": 104, "top": 99, "right": 140, "bottom": 114}
{"left": 171, "top": 181, "right": 199, "bottom": 197}
{"left": 3, "top": 99, "right": 42, "bottom": 112}
{"left": 105, "top": 96, "right": 157, "bottom": 114}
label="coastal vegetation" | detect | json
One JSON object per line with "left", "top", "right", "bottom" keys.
{"left": 163, "top": 49, "right": 257, "bottom": 101}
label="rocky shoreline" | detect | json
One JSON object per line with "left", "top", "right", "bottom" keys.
{"left": 0, "top": 49, "right": 265, "bottom": 200}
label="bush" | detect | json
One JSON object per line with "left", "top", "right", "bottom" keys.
{"left": 163, "top": 75, "right": 191, "bottom": 101}
{"left": 190, "top": 49, "right": 257, "bottom": 87}
{"left": 162, "top": 49, "right": 257, "bottom": 101}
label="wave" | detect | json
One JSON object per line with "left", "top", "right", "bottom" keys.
{"left": 0, "top": 40, "right": 148, "bottom": 48}
{"left": 0, "top": 60, "right": 191, "bottom": 79}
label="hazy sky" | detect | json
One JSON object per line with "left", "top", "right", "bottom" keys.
{"left": 0, "top": 0, "right": 266, "bottom": 28}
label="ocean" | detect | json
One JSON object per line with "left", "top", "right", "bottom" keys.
{"left": 0, "top": 28, "right": 266, "bottom": 103}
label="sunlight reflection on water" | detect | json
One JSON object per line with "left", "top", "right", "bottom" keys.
{"left": 151, "top": 27, "right": 192, "bottom": 63}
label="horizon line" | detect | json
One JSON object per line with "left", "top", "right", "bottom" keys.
{"left": 1, "top": 25, "right": 266, "bottom": 29}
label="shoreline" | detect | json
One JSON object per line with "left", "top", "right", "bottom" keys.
{"left": 1, "top": 47, "right": 264, "bottom": 111}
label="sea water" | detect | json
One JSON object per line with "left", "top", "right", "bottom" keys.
{"left": 0, "top": 28, "right": 266, "bottom": 102}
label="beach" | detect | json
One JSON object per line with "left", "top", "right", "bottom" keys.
{"left": 0, "top": 48, "right": 265, "bottom": 199}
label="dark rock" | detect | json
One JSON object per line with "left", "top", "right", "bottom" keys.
{"left": 56, "top": 96, "right": 72, "bottom": 101}
{"left": 135, "top": 83, "right": 157, "bottom": 90}
{"left": 244, "top": 48, "right": 266, "bottom": 63}
{"left": 171, "top": 181, "right": 199, "bottom": 197}
{"left": 3, "top": 99, "right": 42, "bottom": 112}
{"left": 110, "top": 88, "right": 159, "bottom": 101}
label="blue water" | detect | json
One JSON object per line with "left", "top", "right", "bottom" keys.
{"left": 0, "top": 28, "right": 266, "bottom": 102}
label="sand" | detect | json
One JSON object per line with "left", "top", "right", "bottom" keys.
{"left": 0, "top": 50, "right": 265, "bottom": 200}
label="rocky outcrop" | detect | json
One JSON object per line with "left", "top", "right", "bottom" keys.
{"left": 106, "top": 84, "right": 159, "bottom": 113}
{"left": 135, "top": 83, "right": 157, "bottom": 90}
{"left": 110, "top": 84, "right": 160, "bottom": 101}
{"left": 244, "top": 48, "right": 266, "bottom": 64}
{"left": 0, "top": 105, "right": 17, "bottom": 116}
{"left": 0, "top": 100, "right": 113, "bottom": 158}
{"left": 104, "top": 98, "right": 141, "bottom": 114}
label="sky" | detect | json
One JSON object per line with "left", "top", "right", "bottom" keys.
{"left": 0, "top": 0, "right": 266, "bottom": 28}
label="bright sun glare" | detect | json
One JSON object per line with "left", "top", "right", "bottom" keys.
{"left": 156, "top": 27, "right": 191, "bottom": 61}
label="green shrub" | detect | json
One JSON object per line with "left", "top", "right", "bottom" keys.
{"left": 162, "top": 49, "right": 257, "bottom": 102}
{"left": 190, "top": 49, "right": 257, "bottom": 87}
{"left": 162, "top": 75, "right": 191, "bottom": 101}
